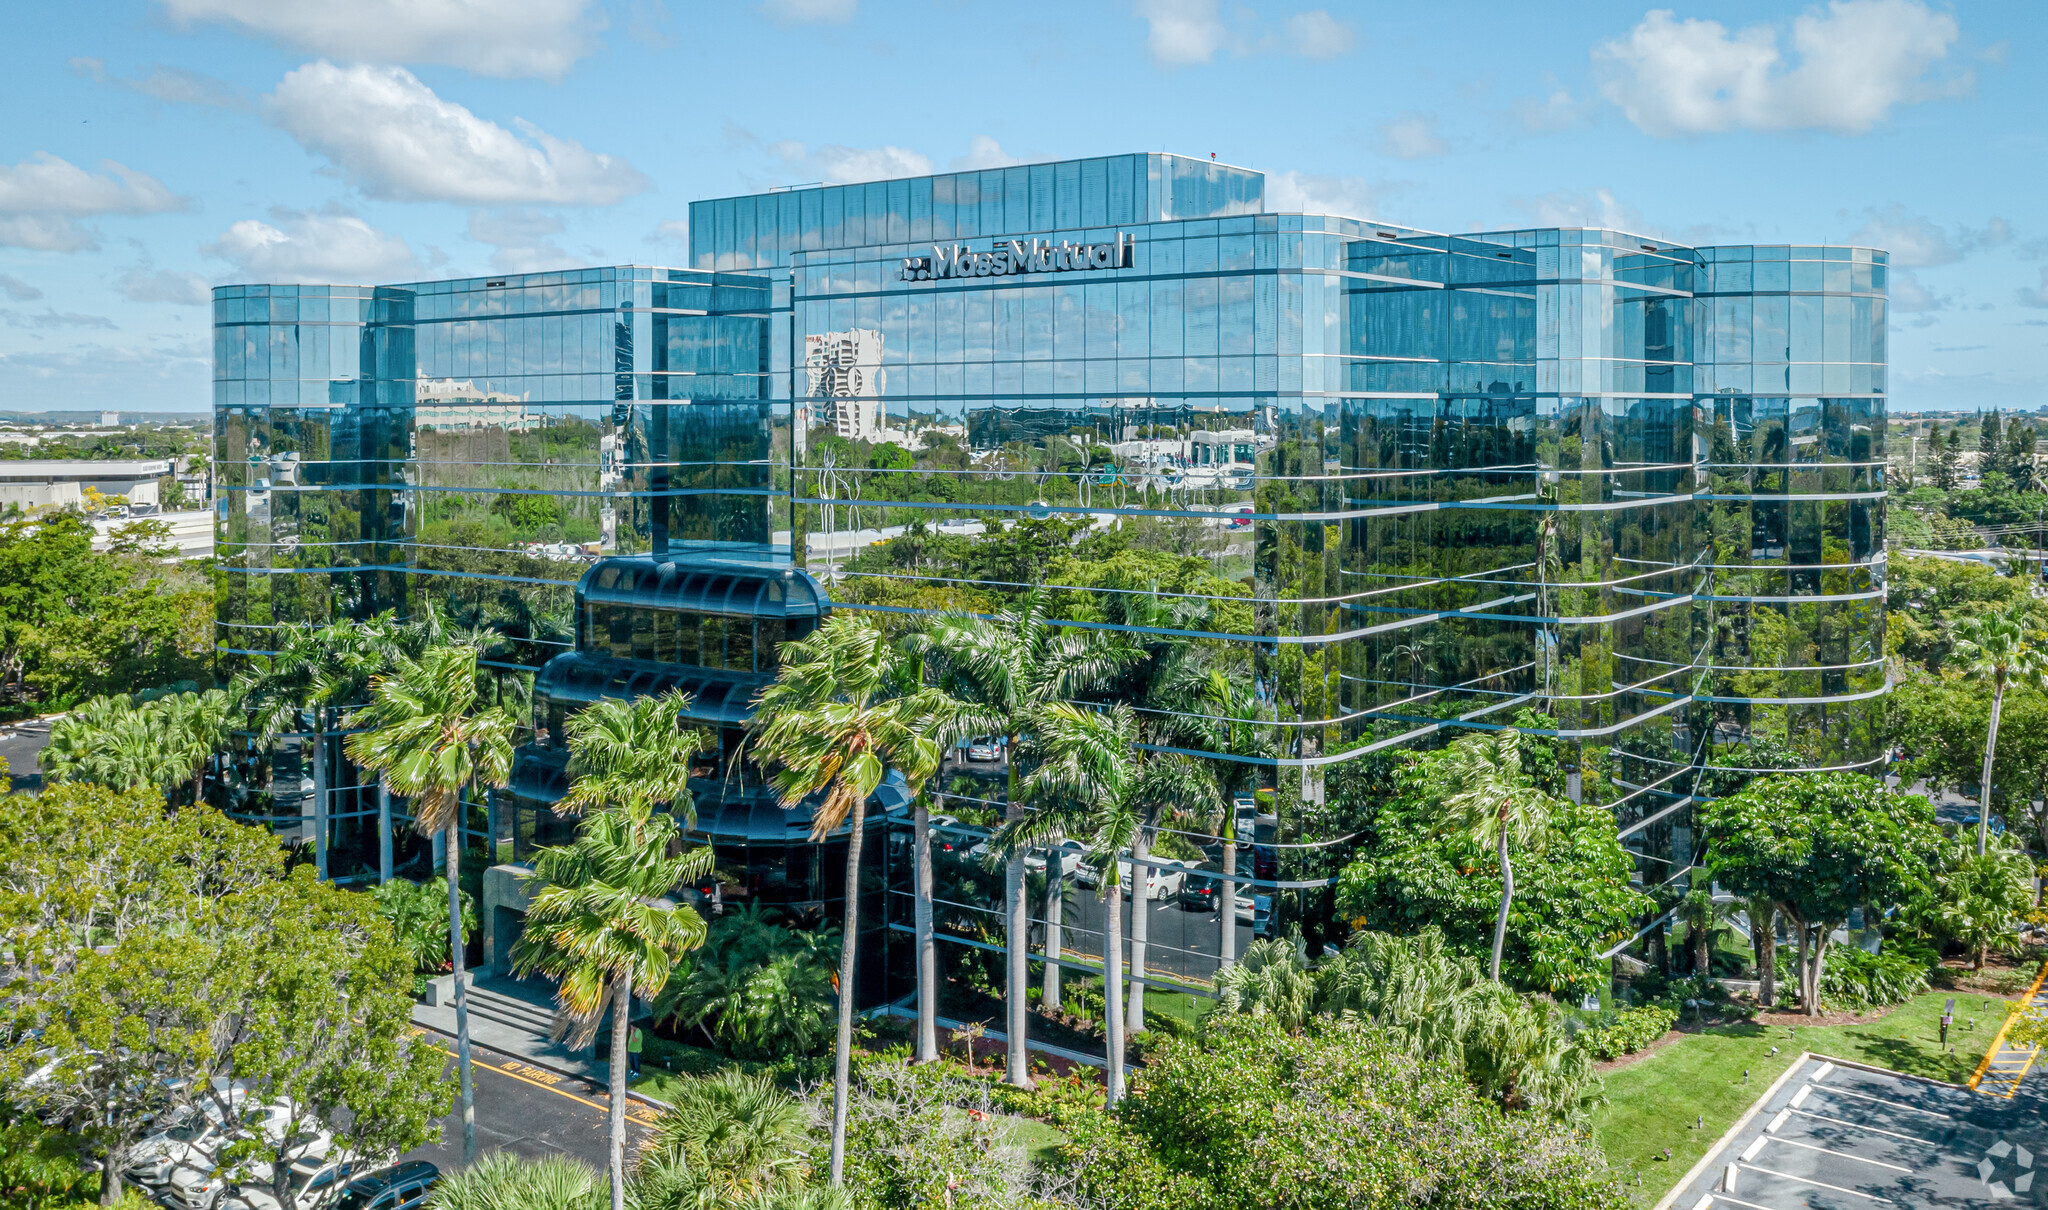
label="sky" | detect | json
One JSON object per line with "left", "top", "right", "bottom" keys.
{"left": 0, "top": 0, "right": 2041, "bottom": 414}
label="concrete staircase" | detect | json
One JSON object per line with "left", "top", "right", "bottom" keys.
{"left": 462, "top": 980, "right": 561, "bottom": 1037}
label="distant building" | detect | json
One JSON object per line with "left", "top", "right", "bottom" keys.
{"left": 0, "top": 458, "right": 170, "bottom": 511}
{"left": 100, "top": 411, "right": 120, "bottom": 428}
{"left": 803, "top": 329, "right": 887, "bottom": 441}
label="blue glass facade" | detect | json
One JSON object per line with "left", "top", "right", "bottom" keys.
{"left": 214, "top": 153, "right": 1888, "bottom": 981}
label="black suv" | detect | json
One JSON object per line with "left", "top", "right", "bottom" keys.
{"left": 334, "top": 1162, "right": 441, "bottom": 1210}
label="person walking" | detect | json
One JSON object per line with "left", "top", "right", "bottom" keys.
{"left": 627, "top": 1024, "right": 643, "bottom": 1079}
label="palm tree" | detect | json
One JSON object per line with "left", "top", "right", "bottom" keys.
{"left": 516, "top": 690, "right": 712, "bottom": 1210}
{"left": 1437, "top": 728, "right": 1556, "bottom": 983}
{"left": 343, "top": 644, "right": 517, "bottom": 1168}
{"left": 158, "top": 688, "right": 241, "bottom": 805}
{"left": 635, "top": 1071, "right": 812, "bottom": 1210}
{"left": 1673, "top": 887, "right": 1722, "bottom": 976}
{"left": 1119, "top": 752, "right": 1217, "bottom": 1034}
{"left": 425, "top": 1152, "right": 602, "bottom": 1210}
{"left": 515, "top": 801, "right": 708, "bottom": 1210}
{"left": 42, "top": 695, "right": 183, "bottom": 792}
{"left": 241, "top": 617, "right": 396, "bottom": 880}
{"left": 1149, "top": 665, "right": 1263, "bottom": 974}
{"left": 1951, "top": 606, "right": 2045, "bottom": 854}
{"left": 746, "top": 614, "right": 953, "bottom": 1184}
{"left": 995, "top": 701, "right": 1181, "bottom": 1106}
{"left": 909, "top": 591, "right": 1139, "bottom": 1087}
{"left": 1209, "top": 937, "right": 1314, "bottom": 1032}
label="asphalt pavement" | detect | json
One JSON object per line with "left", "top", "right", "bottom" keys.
{"left": 1670, "top": 1054, "right": 2048, "bottom": 1208}
{"left": 402, "top": 1038, "right": 656, "bottom": 1173}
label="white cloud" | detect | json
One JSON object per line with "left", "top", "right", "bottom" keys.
{"left": 1135, "top": 0, "right": 1356, "bottom": 66}
{"left": 0, "top": 153, "right": 187, "bottom": 252}
{"left": 1282, "top": 10, "right": 1354, "bottom": 59}
{"left": 117, "top": 264, "right": 211, "bottom": 305}
{"left": 467, "top": 208, "right": 573, "bottom": 275}
{"left": 204, "top": 210, "right": 421, "bottom": 284}
{"left": 0, "top": 274, "right": 40, "bottom": 301}
{"left": 1137, "top": 0, "right": 1230, "bottom": 66}
{"left": 1594, "top": 0, "right": 1968, "bottom": 136}
{"left": 156, "top": 0, "right": 600, "bottom": 80}
{"left": 1846, "top": 205, "right": 2011, "bottom": 268}
{"left": 2, "top": 308, "right": 118, "bottom": 331}
{"left": 1377, "top": 113, "right": 1447, "bottom": 159}
{"left": 952, "top": 136, "right": 1022, "bottom": 172}
{"left": 1889, "top": 269, "right": 1944, "bottom": 313}
{"left": 0, "top": 341, "right": 210, "bottom": 412}
{"left": 768, "top": 139, "right": 933, "bottom": 184}
{"left": 70, "top": 57, "right": 247, "bottom": 109}
{"left": 1514, "top": 83, "right": 1596, "bottom": 133}
{"left": 1519, "top": 188, "right": 1659, "bottom": 237}
{"left": 650, "top": 219, "right": 688, "bottom": 245}
{"left": 268, "top": 62, "right": 647, "bottom": 205}
{"left": 2019, "top": 269, "right": 2048, "bottom": 309}
{"left": 757, "top": 0, "right": 855, "bottom": 24}
{"left": 1266, "top": 171, "right": 1383, "bottom": 220}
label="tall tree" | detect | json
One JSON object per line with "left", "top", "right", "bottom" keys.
{"left": 514, "top": 803, "right": 707, "bottom": 1210}
{"left": 908, "top": 591, "right": 1138, "bottom": 1088}
{"left": 1698, "top": 773, "right": 1938, "bottom": 1016}
{"left": 344, "top": 644, "right": 516, "bottom": 1166}
{"left": 997, "top": 702, "right": 1188, "bottom": 1106}
{"left": 157, "top": 688, "right": 241, "bottom": 805}
{"left": 1930, "top": 424, "right": 1962, "bottom": 491}
{"left": 1436, "top": 729, "right": 1557, "bottom": 983}
{"left": 746, "top": 615, "right": 952, "bottom": 1184}
{"left": 1152, "top": 666, "right": 1266, "bottom": 972}
{"left": 1950, "top": 605, "right": 2046, "bottom": 854}
{"left": 517, "top": 690, "right": 711, "bottom": 1210}
{"left": 241, "top": 617, "right": 397, "bottom": 880}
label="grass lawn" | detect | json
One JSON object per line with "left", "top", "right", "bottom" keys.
{"left": 1594, "top": 989, "right": 2016, "bottom": 1205}
{"left": 1004, "top": 1115, "right": 1070, "bottom": 1168}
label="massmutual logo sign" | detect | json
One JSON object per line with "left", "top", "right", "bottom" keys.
{"left": 900, "top": 233, "right": 1133, "bottom": 281}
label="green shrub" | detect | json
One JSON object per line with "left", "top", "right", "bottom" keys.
{"left": 1575, "top": 1005, "right": 1676, "bottom": 1061}
{"left": 1822, "top": 947, "right": 1932, "bottom": 1010}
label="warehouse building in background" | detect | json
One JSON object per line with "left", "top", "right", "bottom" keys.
{"left": 211, "top": 152, "right": 1888, "bottom": 994}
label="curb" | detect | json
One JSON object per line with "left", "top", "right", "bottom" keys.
{"left": 412, "top": 1020, "right": 674, "bottom": 1112}
{"left": 1650, "top": 1049, "right": 1808, "bottom": 1210}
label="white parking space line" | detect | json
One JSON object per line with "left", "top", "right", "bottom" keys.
{"left": 1804, "top": 1084, "right": 1958, "bottom": 1120}
{"left": 1813, "top": 1061, "right": 1836, "bottom": 1082}
{"left": 1787, "top": 1107, "right": 1939, "bottom": 1145}
{"left": 1790, "top": 1085, "right": 1812, "bottom": 1109}
{"left": 1738, "top": 1163, "right": 1892, "bottom": 1202}
{"left": 1704, "top": 1196, "right": 1783, "bottom": 1210}
{"left": 1766, "top": 1136, "right": 1912, "bottom": 1173}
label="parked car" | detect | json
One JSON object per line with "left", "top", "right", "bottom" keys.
{"left": 925, "top": 814, "right": 966, "bottom": 854}
{"left": 1179, "top": 870, "right": 1237, "bottom": 911}
{"left": 217, "top": 1154, "right": 359, "bottom": 1210}
{"left": 1024, "top": 839, "right": 1087, "bottom": 878}
{"left": 1122, "top": 857, "right": 1193, "bottom": 901}
{"left": 333, "top": 1161, "right": 441, "bottom": 1210}
{"left": 127, "top": 1104, "right": 229, "bottom": 1189}
{"left": 965, "top": 736, "right": 1003, "bottom": 763}
{"left": 164, "top": 1124, "right": 332, "bottom": 1210}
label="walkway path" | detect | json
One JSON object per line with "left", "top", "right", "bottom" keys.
{"left": 1970, "top": 961, "right": 2048, "bottom": 1100}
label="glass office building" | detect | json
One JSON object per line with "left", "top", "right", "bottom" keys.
{"left": 214, "top": 152, "right": 1887, "bottom": 987}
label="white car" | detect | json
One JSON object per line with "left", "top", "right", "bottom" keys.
{"left": 219, "top": 1155, "right": 362, "bottom": 1210}
{"left": 1024, "top": 840, "right": 1087, "bottom": 878}
{"left": 127, "top": 1105, "right": 231, "bottom": 1189}
{"left": 164, "top": 1125, "right": 331, "bottom": 1210}
{"left": 965, "top": 737, "right": 1003, "bottom": 763}
{"left": 1124, "top": 858, "right": 1195, "bottom": 901}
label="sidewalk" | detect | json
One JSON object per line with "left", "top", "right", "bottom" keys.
{"left": 411, "top": 974, "right": 606, "bottom": 1084}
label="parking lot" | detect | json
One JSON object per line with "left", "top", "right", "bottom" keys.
{"left": 1670, "top": 1055, "right": 2047, "bottom": 1207}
